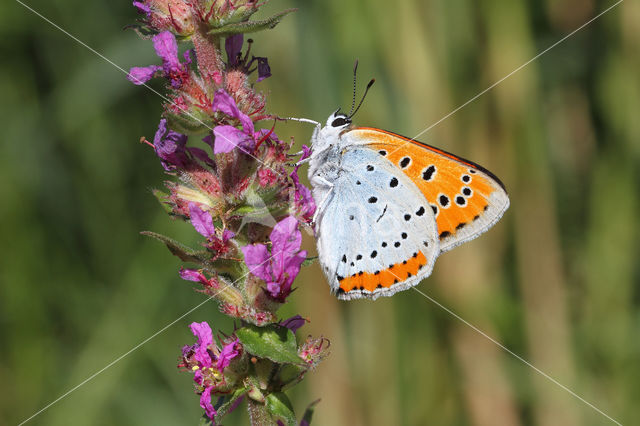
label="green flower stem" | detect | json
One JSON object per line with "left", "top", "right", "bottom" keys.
{"left": 247, "top": 399, "right": 277, "bottom": 426}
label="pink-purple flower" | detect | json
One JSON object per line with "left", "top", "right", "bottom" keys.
{"left": 200, "top": 386, "right": 216, "bottom": 421}
{"left": 152, "top": 118, "right": 189, "bottom": 170}
{"left": 210, "top": 89, "right": 260, "bottom": 154}
{"left": 281, "top": 315, "right": 307, "bottom": 333}
{"left": 241, "top": 216, "right": 307, "bottom": 301}
{"left": 224, "top": 34, "right": 271, "bottom": 82}
{"left": 186, "top": 321, "right": 242, "bottom": 422}
{"left": 190, "top": 321, "right": 214, "bottom": 367}
{"left": 189, "top": 202, "right": 216, "bottom": 239}
{"left": 128, "top": 31, "right": 191, "bottom": 88}
{"left": 188, "top": 202, "right": 235, "bottom": 254}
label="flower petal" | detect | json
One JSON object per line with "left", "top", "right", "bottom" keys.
{"left": 269, "top": 217, "right": 303, "bottom": 286}
{"left": 200, "top": 386, "right": 217, "bottom": 421}
{"left": 153, "top": 31, "right": 179, "bottom": 69}
{"left": 266, "top": 280, "right": 281, "bottom": 298}
{"left": 179, "top": 268, "right": 207, "bottom": 283}
{"left": 225, "top": 34, "right": 243, "bottom": 66}
{"left": 153, "top": 119, "right": 189, "bottom": 170}
{"left": 188, "top": 203, "right": 216, "bottom": 239}
{"left": 282, "top": 249, "right": 307, "bottom": 290}
{"left": 241, "top": 243, "right": 271, "bottom": 282}
{"left": 212, "top": 89, "right": 241, "bottom": 119}
{"left": 255, "top": 57, "right": 271, "bottom": 82}
{"left": 127, "top": 65, "right": 160, "bottom": 85}
{"left": 216, "top": 339, "right": 240, "bottom": 371}
{"left": 212, "top": 89, "right": 254, "bottom": 135}
{"left": 213, "top": 125, "right": 253, "bottom": 154}
{"left": 190, "top": 321, "right": 213, "bottom": 367}
{"left": 132, "top": 1, "right": 151, "bottom": 15}
{"left": 280, "top": 315, "right": 307, "bottom": 333}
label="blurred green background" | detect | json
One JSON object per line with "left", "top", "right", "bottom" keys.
{"left": 2, "top": 0, "right": 639, "bottom": 425}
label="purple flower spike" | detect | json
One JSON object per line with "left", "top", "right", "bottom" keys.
{"left": 216, "top": 339, "right": 240, "bottom": 371}
{"left": 190, "top": 321, "right": 214, "bottom": 367}
{"left": 200, "top": 386, "right": 217, "bottom": 421}
{"left": 188, "top": 202, "right": 216, "bottom": 239}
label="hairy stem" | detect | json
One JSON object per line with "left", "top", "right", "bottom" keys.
{"left": 191, "top": 30, "right": 223, "bottom": 79}
{"left": 247, "top": 399, "right": 276, "bottom": 426}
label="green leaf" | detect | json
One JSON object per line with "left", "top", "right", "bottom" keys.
{"left": 236, "top": 324, "right": 304, "bottom": 365}
{"left": 141, "top": 231, "right": 210, "bottom": 263}
{"left": 151, "top": 189, "right": 173, "bottom": 214}
{"left": 207, "top": 9, "right": 297, "bottom": 36}
{"left": 266, "top": 392, "right": 296, "bottom": 426}
{"left": 301, "top": 399, "right": 321, "bottom": 425}
{"left": 213, "top": 388, "right": 248, "bottom": 423}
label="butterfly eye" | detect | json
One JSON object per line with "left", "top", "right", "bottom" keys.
{"left": 331, "top": 117, "right": 350, "bottom": 127}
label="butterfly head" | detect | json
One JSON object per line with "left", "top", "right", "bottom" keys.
{"left": 312, "top": 109, "right": 353, "bottom": 148}
{"left": 326, "top": 109, "right": 352, "bottom": 130}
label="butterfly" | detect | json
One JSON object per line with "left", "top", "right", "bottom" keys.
{"left": 305, "top": 85, "right": 509, "bottom": 301}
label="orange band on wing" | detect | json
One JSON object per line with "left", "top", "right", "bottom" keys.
{"left": 338, "top": 251, "right": 427, "bottom": 293}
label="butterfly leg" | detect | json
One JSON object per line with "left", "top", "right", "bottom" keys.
{"left": 310, "top": 176, "right": 334, "bottom": 225}
{"left": 294, "top": 156, "right": 312, "bottom": 167}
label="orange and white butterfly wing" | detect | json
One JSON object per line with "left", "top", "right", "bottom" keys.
{"left": 345, "top": 128, "right": 509, "bottom": 252}
{"left": 314, "top": 146, "right": 440, "bottom": 300}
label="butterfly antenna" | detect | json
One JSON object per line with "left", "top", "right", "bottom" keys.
{"left": 348, "top": 78, "right": 375, "bottom": 119}
{"left": 348, "top": 59, "right": 359, "bottom": 117}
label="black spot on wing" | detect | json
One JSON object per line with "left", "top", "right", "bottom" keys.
{"left": 422, "top": 165, "right": 436, "bottom": 181}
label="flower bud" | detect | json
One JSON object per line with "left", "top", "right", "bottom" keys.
{"left": 134, "top": 0, "right": 196, "bottom": 37}
{"left": 196, "top": 0, "right": 261, "bottom": 29}
{"left": 298, "top": 336, "right": 330, "bottom": 368}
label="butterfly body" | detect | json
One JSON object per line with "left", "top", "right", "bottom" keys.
{"left": 308, "top": 112, "right": 509, "bottom": 300}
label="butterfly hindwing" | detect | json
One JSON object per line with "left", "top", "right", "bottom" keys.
{"left": 315, "top": 146, "right": 440, "bottom": 300}
{"left": 346, "top": 128, "right": 510, "bottom": 252}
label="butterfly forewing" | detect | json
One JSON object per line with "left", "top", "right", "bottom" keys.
{"left": 346, "top": 128, "right": 509, "bottom": 252}
{"left": 315, "top": 147, "right": 440, "bottom": 300}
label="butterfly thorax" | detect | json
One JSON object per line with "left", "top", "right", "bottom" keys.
{"left": 307, "top": 112, "right": 353, "bottom": 181}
